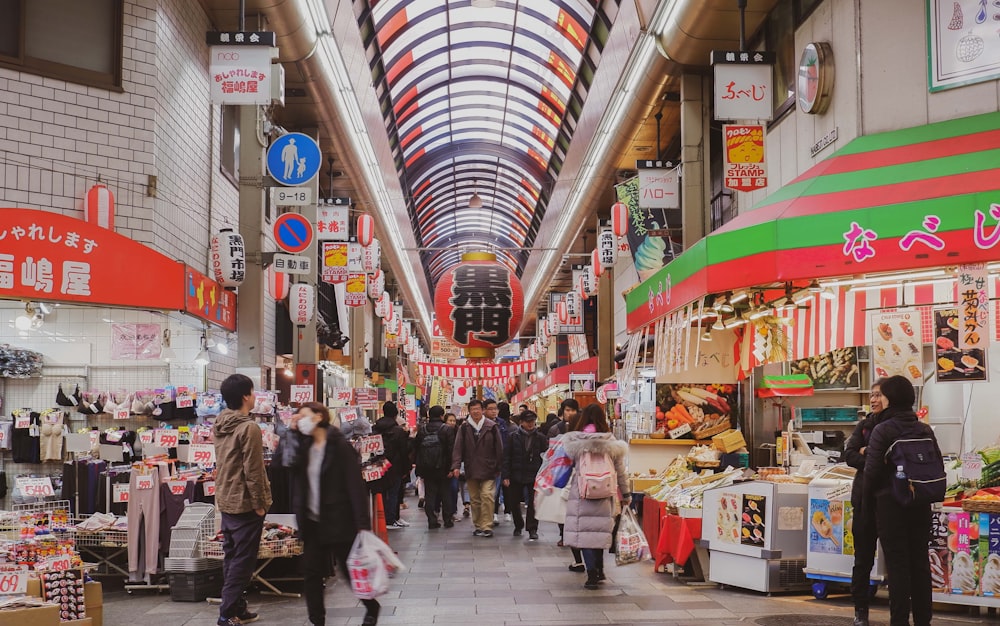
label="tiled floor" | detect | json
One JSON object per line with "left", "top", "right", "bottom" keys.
{"left": 103, "top": 504, "right": 1000, "bottom": 625}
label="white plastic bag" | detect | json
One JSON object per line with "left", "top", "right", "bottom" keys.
{"left": 534, "top": 486, "right": 569, "bottom": 524}
{"left": 615, "top": 507, "right": 653, "bottom": 566}
{"left": 347, "top": 530, "right": 405, "bottom": 599}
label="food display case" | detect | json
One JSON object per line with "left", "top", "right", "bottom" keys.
{"left": 803, "top": 464, "right": 885, "bottom": 599}
{"left": 702, "top": 480, "right": 811, "bottom": 593}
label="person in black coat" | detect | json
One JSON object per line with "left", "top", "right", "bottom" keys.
{"left": 863, "top": 376, "right": 941, "bottom": 626}
{"left": 502, "top": 410, "right": 548, "bottom": 540}
{"left": 370, "top": 402, "right": 410, "bottom": 528}
{"left": 548, "top": 398, "right": 579, "bottom": 439}
{"left": 414, "top": 405, "right": 456, "bottom": 529}
{"left": 289, "top": 402, "right": 379, "bottom": 626}
{"left": 843, "top": 378, "right": 888, "bottom": 624}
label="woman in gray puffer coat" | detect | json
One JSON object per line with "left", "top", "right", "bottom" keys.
{"left": 562, "top": 404, "right": 630, "bottom": 589}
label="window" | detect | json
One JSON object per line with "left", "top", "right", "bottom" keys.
{"left": 220, "top": 105, "right": 240, "bottom": 185}
{"left": 0, "top": 0, "right": 122, "bottom": 89}
{"left": 762, "top": 0, "right": 826, "bottom": 121}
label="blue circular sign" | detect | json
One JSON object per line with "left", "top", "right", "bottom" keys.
{"left": 266, "top": 132, "right": 321, "bottom": 186}
{"left": 273, "top": 213, "right": 314, "bottom": 253}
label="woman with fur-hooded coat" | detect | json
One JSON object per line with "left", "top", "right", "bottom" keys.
{"left": 561, "top": 404, "right": 630, "bottom": 589}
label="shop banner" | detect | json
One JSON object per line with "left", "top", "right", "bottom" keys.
{"left": 344, "top": 272, "right": 367, "bottom": 307}
{"left": 712, "top": 50, "right": 775, "bottom": 121}
{"left": 723, "top": 124, "right": 767, "bottom": 193}
{"left": 935, "top": 307, "right": 988, "bottom": 383}
{"left": 321, "top": 242, "right": 348, "bottom": 284}
{"left": 549, "top": 292, "right": 583, "bottom": 334}
{"left": 184, "top": 266, "right": 237, "bottom": 331}
{"left": 316, "top": 206, "right": 348, "bottom": 241}
{"left": 417, "top": 360, "right": 534, "bottom": 382}
{"left": 614, "top": 176, "right": 681, "bottom": 283}
{"left": 209, "top": 46, "right": 272, "bottom": 105}
{"left": 870, "top": 311, "right": 924, "bottom": 386}
{"left": 111, "top": 323, "right": 162, "bottom": 360}
{"left": 431, "top": 338, "right": 460, "bottom": 359}
{"left": 347, "top": 243, "right": 364, "bottom": 272}
{"left": 957, "top": 263, "right": 990, "bottom": 351}
{"left": 637, "top": 163, "right": 680, "bottom": 210}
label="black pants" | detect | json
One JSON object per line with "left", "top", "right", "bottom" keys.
{"left": 850, "top": 499, "right": 878, "bottom": 608}
{"left": 219, "top": 511, "right": 265, "bottom": 620}
{"left": 505, "top": 480, "right": 536, "bottom": 532}
{"left": 302, "top": 520, "right": 378, "bottom": 626}
{"left": 423, "top": 476, "right": 453, "bottom": 526}
{"left": 876, "top": 499, "right": 932, "bottom": 626}
{"left": 558, "top": 523, "right": 583, "bottom": 564}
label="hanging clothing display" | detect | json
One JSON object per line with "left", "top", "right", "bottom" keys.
{"left": 39, "top": 409, "right": 65, "bottom": 462}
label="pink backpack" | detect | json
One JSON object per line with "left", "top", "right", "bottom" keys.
{"left": 577, "top": 451, "right": 616, "bottom": 499}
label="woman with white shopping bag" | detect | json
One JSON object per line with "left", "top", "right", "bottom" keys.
{"left": 562, "top": 404, "right": 630, "bottom": 590}
{"left": 288, "top": 402, "right": 381, "bottom": 626}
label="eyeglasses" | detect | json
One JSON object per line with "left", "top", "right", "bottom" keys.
{"left": 870, "top": 391, "right": 883, "bottom": 398}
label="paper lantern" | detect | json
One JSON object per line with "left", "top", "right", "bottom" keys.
{"left": 368, "top": 269, "right": 385, "bottom": 300}
{"left": 210, "top": 229, "right": 246, "bottom": 289}
{"left": 611, "top": 201, "right": 628, "bottom": 237}
{"left": 557, "top": 300, "right": 568, "bottom": 324}
{"left": 547, "top": 314, "right": 558, "bottom": 335}
{"left": 362, "top": 238, "right": 381, "bottom": 272}
{"left": 84, "top": 183, "right": 115, "bottom": 229}
{"left": 597, "top": 230, "right": 617, "bottom": 270}
{"left": 433, "top": 251, "right": 524, "bottom": 359}
{"left": 289, "top": 283, "right": 314, "bottom": 326}
{"left": 357, "top": 214, "right": 375, "bottom": 247}
{"left": 591, "top": 249, "right": 603, "bottom": 277}
{"left": 585, "top": 265, "right": 598, "bottom": 296}
{"left": 266, "top": 265, "right": 289, "bottom": 301}
{"left": 376, "top": 292, "right": 391, "bottom": 318}
{"left": 577, "top": 273, "right": 588, "bottom": 300}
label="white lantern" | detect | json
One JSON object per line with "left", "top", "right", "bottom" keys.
{"left": 362, "top": 238, "right": 381, "bottom": 272}
{"left": 585, "top": 264, "right": 598, "bottom": 296}
{"left": 591, "top": 249, "right": 603, "bottom": 277}
{"left": 289, "top": 283, "right": 314, "bottom": 326}
{"left": 368, "top": 269, "right": 385, "bottom": 300}
{"left": 598, "top": 229, "right": 617, "bottom": 270}
{"left": 566, "top": 292, "right": 580, "bottom": 317}
{"left": 547, "top": 314, "right": 559, "bottom": 335}
{"left": 557, "top": 300, "right": 568, "bottom": 324}
{"left": 357, "top": 214, "right": 375, "bottom": 247}
{"left": 211, "top": 229, "right": 246, "bottom": 289}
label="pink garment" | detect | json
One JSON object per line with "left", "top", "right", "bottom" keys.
{"left": 583, "top": 424, "right": 597, "bottom": 433}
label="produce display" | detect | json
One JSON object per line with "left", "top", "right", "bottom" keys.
{"left": 789, "top": 348, "right": 860, "bottom": 389}
{"left": 655, "top": 383, "right": 738, "bottom": 439}
{"left": 646, "top": 466, "right": 744, "bottom": 508}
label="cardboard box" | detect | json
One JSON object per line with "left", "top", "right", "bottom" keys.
{"left": 712, "top": 429, "right": 746, "bottom": 454}
{"left": 0, "top": 604, "right": 60, "bottom": 626}
{"left": 63, "top": 619, "right": 93, "bottom": 626}
{"left": 630, "top": 478, "right": 661, "bottom": 493}
{"left": 27, "top": 576, "right": 42, "bottom": 598}
{"left": 84, "top": 582, "right": 102, "bottom": 608}
{"left": 87, "top": 605, "right": 102, "bottom": 626}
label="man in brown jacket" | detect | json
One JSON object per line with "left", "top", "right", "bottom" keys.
{"left": 450, "top": 399, "right": 503, "bottom": 537}
{"left": 214, "top": 374, "right": 272, "bottom": 626}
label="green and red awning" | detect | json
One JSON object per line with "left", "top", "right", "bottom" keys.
{"left": 626, "top": 111, "right": 1000, "bottom": 333}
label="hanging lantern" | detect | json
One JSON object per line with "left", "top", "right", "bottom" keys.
{"left": 362, "top": 238, "right": 381, "bottom": 272}
{"left": 84, "top": 183, "right": 115, "bottom": 229}
{"left": 557, "top": 300, "right": 568, "bottom": 324}
{"left": 547, "top": 314, "right": 559, "bottom": 335}
{"left": 529, "top": 374, "right": 537, "bottom": 383}
{"left": 591, "top": 249, "right": 603, "bottom": 277}
{"left": 377, "top": 292, "right": 392, "bottom": 318}
{"left": 368, "top": 269, "right": 385, "bottom": 300}
{"left": 577, "top": 273, "right": 588, "bottom": 300}
{"left": 566, "top": 292, "right": 580, "bottom": 317}
{"left": 357, "top": 214, "right": 375, "bottom": 247}
{"left": 289, "top": 283, "right": 314, "bottom": 326}
{"left": 265, "top": 265, "right": 289, "bottom": 301}
{"left": 210, "top": 229, "right": 246, "bottom": 289}
{"left": 597, "top": 229, "right": 617, "bottom": 270}
{"left": 585, "top": 264, "right": 598, "bottom": 296}
{"left": 611, "top": 201, "right": 628, "bottom": 237}
{"left": 433, "top": 251, "right": 524, "bottom": 359}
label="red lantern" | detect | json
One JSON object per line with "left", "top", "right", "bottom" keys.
{"left": 357, "top": 214, "right": 375, "bottom": 247}
{"left": 433, "top": 251, "right": 524, "bottom": 359}
{"left": 266, "top": 266, "right": 289, "bottom": 301}
{"left": 557, "top": 300, "right": 568, "bottom": 324}
{"left": 84, "top": 183, "right": 115, "bottom": 229}
{"left": 611, "top": 201, "right": 628, "bottom": 237}
{"left": 591, "top": 249, "right": 603, "bottom": 277}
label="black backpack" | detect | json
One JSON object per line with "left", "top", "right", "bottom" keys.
{"left": 416, "top": 426, "right": 445, "bottom": 474}
{"left": 885, "top": 433, "right": 946, "bottom": 506}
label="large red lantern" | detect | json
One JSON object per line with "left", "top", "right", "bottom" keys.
{"left": 84, "top": 183, "right": 115, "bottom": 229}
{"left": 591, "top": 249, "right": 603, "bottom": 277}
{"left": 611, "top": 201, "right": 628, "bottom": 237}
{"left": 557, "top": 300, "right": 568, "bottom": 324}
{"left": 433, "top": 251, "right": 524, "bottom": 359}
{"left": 357, "top": 214, "right": 375, "bottom": 247}
{"left": 266, "top": 265, "right": 289, "bottom": 301}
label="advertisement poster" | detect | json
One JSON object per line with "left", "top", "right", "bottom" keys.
{"left": 717, "top": 491, "right": 741, "bottom": 545}
{"left": 569, "top": 373, "right": 594, "bottom": 392}
{"left": 723, "top": 124, "right": 767, "bottom": 193}
{"left": 111, "top": 323, "right": 162, "bottom": 360}
{"left": 321, "top": 242, "right": 348, "bottom": 284}
{"left": 930, "top": 510, "right": 950, "bottom": 593}
{"left": 870, "top": 311, "right": 924, "bottom": 385}
{"left": 741, "top": 494, "right": 766, "bottom": 547}
{"left": 843, "top": 501, "right": 855, "bottom": 556}
{"left": 949, "top": 511, "right": 979, "bottom": 595}
{"left": 957, "top": 263, "right": 990, "bottom": 351}
{"left": 928, "top": 0, "right": 1000, "bottom": 91}
{"left": 981, "top": 513, "right": 1000, "bottom": 596}
{"left": 614, "top": 176, "right": 682, "bottom": 282}
{"left": 808, "top": 498, "right": 844, "bottom": 554}
{"left": 788, "top": 347, "right": 861, "bottom": 390}
{"left": 935, "top": 307, "right": 988, "bottom": 383}
{"left": 655, "top": 383, "right": 738, "bottom": 438}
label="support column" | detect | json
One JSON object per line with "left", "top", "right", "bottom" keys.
{"left": 292, "top": 137, "right": 320, "bottom": 392}
{"left": 597, "top": 267, "right": 615, "bottom": 382}
{"left": 680, "top": 73, "right": 707, "bottom": 247}
{"left": 350, "top": 303, "right": 367, "bottom": 388}
{"left": 236, "top": 106, "right": 267, "bottom": 386}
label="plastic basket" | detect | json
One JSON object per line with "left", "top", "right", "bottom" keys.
{"left": 798, "top": 408, "right": 828, "bottom": 422}
{"left": 201, "top": 537, "right": 304, "bottom": 559}
{"left": 168, "top": 569, "right": 223, "bottom": 602}
{"left": 827, "top": 407, "right": 861, "bottom": 422}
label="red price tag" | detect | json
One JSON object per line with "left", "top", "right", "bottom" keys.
{"left": 168, "top": 480, "right": 187, "bottom": 496}
{"left": 340, "top": 409, "right": 358, "bottom": 423}
{"left": 290, "top": 385, "right": 314, "bottom": 404}
{"left": 139, "top": 431, "right": 154, "bottom": 446}
{"left": 113, "top": 483, "right": 129, "bottom": 503}
{"left": 44, "top": 556, "right": 72, "bottom": 571}
{"left": 155, "top": 430, "right": 178, "bottom": 448}
{"left": 176, "top": 390, "right": 194, "bottom": 409}
{"left": 114, "top": 408, "right": 130, "bottom": 420}
{"left": 204, "top": 481, "right": 216, "bottom": 497}
{"left": 0, "top": 568, "right": 28, "bottom": 594}
{"left": 14, "top": 414, "right": 30, "bottom": 429}
{"left": 136, "top": 476, "right": 154, "bottom": 491}
{"left": 361, "top": 465, "right": 386, "bottom": 482}
{"left": 358, "top": 435, "right": 385, "bottom": 456}
{"left": 16, "top": 477, "right": 54, "bottom": 498}
{"left": 189, "top": 444, "right": 215, "bottom": 465}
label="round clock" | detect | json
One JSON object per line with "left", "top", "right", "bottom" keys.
{"left": 797, "top": 42, "right": 834, "bottom": 114}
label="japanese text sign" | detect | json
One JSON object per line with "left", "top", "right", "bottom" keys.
{"left": 184, "top": 266, "right": 237, "bottom": 331}
{"left": 345, "top": 272, "right": 367, "bottom": 307}
{"left": 637, "top": 166, "right": 679, "bottom": 210}
{"left": 209, "top": 46, "right": 272, "bottom": 105}
{"left": 111, "top": 323, "right": 162, "bottom": 360}
{"left": 15, "top": 477, "right": 54, "bottom": 498}
{"left": 331, "top": 388, "right": 353, "bottom": 405}
{"left": 188, "top": 444, "right": 216, "bottom": 465}
{"left": 0, "top": 208, "right": 185, "bottom": 310}
{"left": 136, "top": 475, "right": 154, "bottom": 490}
{"left": 316, "top": 206, "right": 348, "bottom": 241}
{"left": 357, "top": 434, "right": 385, "bottom": 456}
{"left": 712, "top": 50, "right": 775, "bottom": 121}
{"left": 322, "top": 242, "right": 348, "bottom": 284}
{"left": 113, "top": 483, "right": 129, "bottom": 503}
{"left": 957, "top": 263, "right": 989, "bottom": 351}
{"left": 723, "top": 124, "right": 767, "bottom": 192}
{"left": 0, "top": 568, "right": 29, "bottom": 595}
{"left": 155, "top": 429, "right": 179, "bottom": 449}
{"left": 290, "top": 384, "right": 314, "bottom": 404}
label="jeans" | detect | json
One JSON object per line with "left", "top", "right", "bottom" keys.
{"left": 423, "top": 476, "right": 454, "bottom": 526}
{"left": 581, "top": 548, "right": 604, "bottom": 574}
{"left": 850, "top": 499, "right": 878, "bottom": 608}
{"left": 301, "top": 520, "right": 378, "bottom": 626}
{"left": 876, "top": 499, "right": 932, "bottom": 626}
{"left": 467, "top": 478, "right": 496, "bottom": 531}
{"left": 219, "top": 511, "right": 265, "bottom": 620}
{"left": 505, "top": 480, "right": 536, "bottom": 532}
{"left": 448, "top": 477, "right": 460, "bottom": 515}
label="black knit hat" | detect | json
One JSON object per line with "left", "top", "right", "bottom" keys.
{"left": 382, "top": 401, "right": 398, "bottom": 419}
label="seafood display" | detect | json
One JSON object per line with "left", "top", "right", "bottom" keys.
{"left": 655, "top": 383, "right": 738, "bottom": 439}
{"left": 789, "top": 348, "right": 860, "bottom": 389}
{"left": 934, "top": 307, "right": 988, "bottom": 383}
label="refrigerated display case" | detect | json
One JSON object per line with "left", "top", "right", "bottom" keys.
{"left": 803, "top": 464, "right": 885, "bottom": 599}
{"left": 702, "top": 480, "right": 811, "bottom": 593}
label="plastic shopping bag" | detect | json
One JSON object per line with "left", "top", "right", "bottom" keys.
{"left": 534, "top": 486, "right": 569, "bottom": 524}
{"left": 615, "top": 507, "right": 653, "bottom": 566}
{"left": 347, "top": 530, "right": 406, "bottom": 599}
{"left": 534, "top": 437, "right": 573, "bottom": 490}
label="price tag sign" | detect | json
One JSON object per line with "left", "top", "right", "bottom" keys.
{"left": 204, "top": 481, "right": 216, "bottom": 497}
{"left": 361, "top": 464, "right": 387, "bottom": 482}
{"left": 962, "top": 452, "right": 983, "bottom": 481}
{"left": 114, "top": 408, "right": 130, "bottom": 420}
{"left": 0, "top": 567, "right": 29, "bottom": 594}
{"left": 340, "top": 408, "right": 358, "bottom": 423}
{"left": 113, "top": 483, "right": 129, "bottom": 503}
{"left": 357, "top": 434, "right": 385, "bottom": 456}
{"left": 176, "top": 388, "right": 195, "bottom": 409}
{"left": 138, "top": 430, "right": 154, "bottom": 446}
{"left": 668, "top": 423, "right": 692, "bottom": 439}
{"left": 43, "top": 556, "right": 72, "bottom": 571}
{"left": 15, "top": 477, "right": 54, "bottom": 498}
{"left": 189, "top": 444, "right": 216, "bottom": 465}
{"left": 155, "top": 429, "right": 179, "bottom": 449}
{"left": 167, "top": 480, "right": 188, "bottom": 496}
{"left": 136, "top": 475, "right": 154, "bottom": 491}
{"left": 290, "top": 385, "right": 314, "bottom": 404}
{"left": 14, "top": 414, "right": 30, "bottom": 429}
{"left": 332, "top": 388, "right": 353, "bottom": 404}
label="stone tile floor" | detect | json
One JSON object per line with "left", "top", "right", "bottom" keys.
{"left": 102, "top": 504, "right": 1000, "bottom": 625}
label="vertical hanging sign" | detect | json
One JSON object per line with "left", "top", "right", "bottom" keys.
{"left": 711, "top": 50, "right": 776, "bottom": 121}
{"left": 723, "top": 124, "right": 768, "bottom": 192}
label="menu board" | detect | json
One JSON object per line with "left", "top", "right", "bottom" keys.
{"left": 935, "top": 307, "right": 988, "bottom": 383}
{"left": 808, "top": 498, "right": 845, "bottom": 554}
{"left": 741, "top": 494, "right": 766, "bottom": 547}
{"left": 716, "top": 491, "right": 741, "bottom": 545}
{"left": 930, "top": 510, "right": 950, "bottom": 593}
{"left": 870, "top": 311, "right": 924, "bottom": 386}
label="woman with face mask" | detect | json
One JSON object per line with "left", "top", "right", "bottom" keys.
{"left": 290, "top": 402, "right": 380, "bottom": 626}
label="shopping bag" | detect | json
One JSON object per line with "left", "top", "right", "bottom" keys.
{"left": 615, "top": 507, "right": 653, "bottom": 566}
{"left": 535, "top": 437, "right": 573, "bottom": 490}
{"left": 347, "top": 530, "right": 405, "bottom": 599}
{"left": 534, "top": 486, "right": 569, "bottom": 524}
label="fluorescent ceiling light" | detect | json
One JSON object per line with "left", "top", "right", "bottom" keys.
{"left": 730, "top": 291, "right": 749, "bottom": 304}
{"left": 792, "top": 291, "right": 813, "bottom": 305}
{"left": 821, "top": 268, "right": 948, "bottom": 288}
{"left": 748, "top": 309, "right": 770, "bottom": 320}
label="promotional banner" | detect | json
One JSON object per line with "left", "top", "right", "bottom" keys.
{"left": 209, "top": 46, "right": 272, "bottom": 105}
{"left": 321, "top": 242, "right": 348, "bottom": 284}
{"left": 549, "top": 292, "right": 583, "bottom": 335}
{"left": 723, "top": 124, "right": 767, "bottom": 193}
{"left": 614, "top": 176, "right": 682, "bottom": 282}
{"left": 111, "top": 323, "right": 162, "bottom": 360}
{"left": 316, "top": 206, "right": 348, "bottom": 241}
{"left": 957, "top": 263, "right": 989, "bottom": 351}
{"left": 344, "top": 272, "right": 367, "bottom": 307}
{"left": 870, "top": 310, "right": 924, "bottom": 386}
{"left": 935, "top": 307, "right": 988, "bottom": 383}
{"left": 637, "top": 163, "right": 680, "bottom": 210}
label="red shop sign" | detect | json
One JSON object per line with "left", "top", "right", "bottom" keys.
{"left": 184, "top": 266, "right": 237, "bottom": 331}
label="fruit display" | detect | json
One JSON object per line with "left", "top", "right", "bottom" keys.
{"left": 655, "top": 383, "right": 738, "bottom": 439}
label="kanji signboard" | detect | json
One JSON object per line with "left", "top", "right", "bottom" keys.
{"left": 209, "top": 46, "right": 272, "bottom": 106}
{"left": 723, "top": 124, "right": 767, "bottom": 192}
{"left": 712, "top": 50, "right": 775, "bottom": 121}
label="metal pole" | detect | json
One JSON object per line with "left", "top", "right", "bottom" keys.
{"left": 239, "top": 0, "right": 245, "bottom": 32}
{"left": 738, "top": 0, "right": 747, "bottom": 51}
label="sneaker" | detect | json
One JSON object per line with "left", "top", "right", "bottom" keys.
{"left": 418, "top": 498, "right": 425, "bottom": 509}
{"left": 528, "top": 532, "right": 539, "bottom": 541}
{"left": 236, "top": 609, "right": 259, "bottom": 624}
{"left": 493, "top": 514, "right": 499, "bottom": 526}
{"left": 568, "top": 562, "right": 585, "bottom": 573}
{"left": 217, "top": 619, "right": 242, "bottom": 626}
{"left": 504, "top": 513, "right": 512, "bottom": 523}
{"left": 395, "top": 518, "right": 411, "bottom": 527}
{"left": 481, "top": 530, "right": 494, "bottom": 538}
{"left": 463, "top": 505, "right": 471, "bottom": 518}
{"left": 473, "top": 529, "right": 484, "bottom": 536}
{"left": 513, "top": 528, "right": 522, "bottom": 536}
{"left": 387, "top": 521, "right": 404, "bottom": 529}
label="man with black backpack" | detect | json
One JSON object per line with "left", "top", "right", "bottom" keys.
{"left": 414, "top": 405, "right": 455, "bottom": 529}
{"left": 863, "top": 375, "right": 944, "bottom": 626}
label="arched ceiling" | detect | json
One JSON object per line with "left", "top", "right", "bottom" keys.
{"left": 355, "top": 0, "right": 620, "bottom": 287}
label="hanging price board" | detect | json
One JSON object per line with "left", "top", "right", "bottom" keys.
{"left": 204, "top": 481, "right": 216, "bottom": 497}
{"left": 0, "top": 567, "right": 29, "bottom": 594}
{"left": 340, "top": 408, "right": 359, "bottom": 423}
{"left": 357, "top": 434, "right": 385, "bottom": 456}
{"left": 138, "top": 431, "right": 154, "bottom": 446}
{"left": 155, "top": 429, "right": 179, "bottom": 449}
{"left": 188, "top": 444, "right": 216, "bottom": 465}
{"left": 14, "top": 414, "right": 30, "bottom": 429}
{"left": 113, "top": 483, "right": 129, "bottom": 503}
{"left": 136, "top": 475, "right": 154, "bottom": 491}
{"left": 290, "top": 385, "right": 314, "bottom": 404}
{"left": 15, "top": 477, "right": 54, "bottom": 498}
{"left": 42, "top": 555, "right": 72, "bottom": 571}
{"left": 331, "top": 387, "right": 353, "bottom": 404}
{"left": 167, "top": 480, "right": 188, "bottom": 496}
{"left": 114, "top": 407, "right": 130, "bottom": 420}
{"left": 361, "top": 464, "right": 388, "bottom": 482}
{"left": 176, "top": 388, "right": 195, "bottom": 409}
